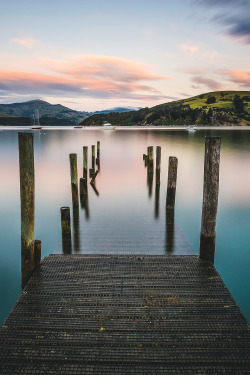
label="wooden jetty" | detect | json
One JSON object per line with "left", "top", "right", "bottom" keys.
{"left": 1, "top": 134, "right": 248, "bottom": 373}
{"left": 0, "top": 254, "right": 249, "bottom": 374}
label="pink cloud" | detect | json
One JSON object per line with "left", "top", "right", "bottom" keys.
{"left": 222, "top": 69, "right": 250, "bottom": 87}
{"left": 192, "top": 76, "right": 222, "bottom": 90}
{"left": 0, "top": 55, "right": 173, "bottom": 101}
{"left": 11, "top": 37, "right": 38, "bottom": 49}
{"left": 179, "top": 44, "right": 199, "bottom": 56}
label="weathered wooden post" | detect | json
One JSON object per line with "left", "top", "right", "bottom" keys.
{"left": 166, "top": 157, "right": 178, "bottom": 210}
{"left": 97, "top": 141, "right": 100, "bottom": 159}
{"left": 92, "top": 145, "right": 95, "bottom": 170}
{"left": 34, "top": 240, "right": 41, "bottom": 267}
{"left": 60, "top": 206, "right": 72, "bottom": 254}
{"left": 69, "top": 153, "right": 79, "bottom": 207}
{"left": 147, "top": 146, "right": 153, "bottom": 165}
{"left": 200, "top": 136, "right": 221, "bottom": 263}
{"left": 156, "top": 146, "right": 161, "bottom": 185}
{"left": 83, "top": 146, "right": 88, "bottom": 180}
{"left": 147, "top": 146, "right": 154, "bottom": 197}
{"left": 18, "top": 132, "right": 35, "bottom": 288}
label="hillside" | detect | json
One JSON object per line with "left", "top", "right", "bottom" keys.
{"left": 0, "top": 114, "right": 75, "bottom": 126}
{"left": 81, "top": 91, "right": 250, "bottom": 126}
{"left": 0, "top": 100, "right": 89, "bottom": 124}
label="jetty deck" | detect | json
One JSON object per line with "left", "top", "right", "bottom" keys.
{"left": 0, "top": 254, "right": 249, "bottom": 374}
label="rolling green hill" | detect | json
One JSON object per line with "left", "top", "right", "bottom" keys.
{"left": 81, "top": 91, "right": 250, "bottom": 126}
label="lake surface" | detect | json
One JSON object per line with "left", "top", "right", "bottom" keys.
{"left": 0, "top": 127, "right": 250, "bottom": 324}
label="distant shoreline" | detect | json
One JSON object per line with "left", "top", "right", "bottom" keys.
{"left": 1, "top": 125, "right": 250, "bottom": 131}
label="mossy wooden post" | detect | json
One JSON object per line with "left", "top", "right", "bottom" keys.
{"left": 83, "top": 146, "right": 88, "bottom": 180}
{"left": 92, "top": 145, "right": 95, "bottom": 170}
{"left": 166, "top": 157, "right": 178, "bottom": 210}
{"left": 18, "top": 132, "right": 35, "bottom": 288}
{"left": 69, "top": 153, "right": 79, "bottom": 207}
{"left": 200, "top": 136, "right": 221, "bottom": 263}
{"left": 34, "top": 240, "right": 41, "bottom": 267}
{"left": 60, "top": 207, "right": 72, "bottom": 254}
{"left": 156, "top": 146, "right": 161, "bottom": 185}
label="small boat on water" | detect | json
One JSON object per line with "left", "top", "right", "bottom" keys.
{"left": 187, "top": 125, "right": 196, "bottom": 131}
{"left": 74, "top": 126, "right": 82, "bottom": 129}
{"left": 102, "top": 121, "right": 115, "bottom": 130}
{"left": 31, "top": 126, "right": 42, "bottom": 130}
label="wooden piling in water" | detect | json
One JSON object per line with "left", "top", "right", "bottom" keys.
{"left": 60, "top": 207, "right": 72, "bottom": 254}
{"left": 69, "top": 153, "right": 79, "bottom": 207}
{"left": 34, "top": 240, "right": 41, "bottom": 267}
{"left": 156, "top": 146, "right": 161, "bottom": 185}
{"left": 18, "top": 132, "right": 35, "bottom": 288}
{"left": 166, "top": 157, "right": 178, "bottom": 210}
{"left": 83, "top": 147, "right": 88, "bottom": 180}
{"left": 97, "top": 141, "right": 100, "bottom": 159}
{"left": 92, "top": 145, "right": 95, "bottom": 170}
{"left": 147, "top": 146, "right": 153, "bottom": 165}
{"left": 200, "top": 136, "right": 221, "bottom": 263}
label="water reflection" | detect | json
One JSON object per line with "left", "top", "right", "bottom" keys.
{"left": 73, "top": 206, "right": 80, "bottom": 253}
{"left": 1, "top": 127, "right": 250, "bottom": 325}
{"left": 165, "top": 210, "right": 175, "bottom": 253}
{"left": 80, "top": 177, "right": 90, "bottom": 219}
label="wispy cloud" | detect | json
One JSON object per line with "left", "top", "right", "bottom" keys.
{"left": 191, "top": 76, "right": 221, "bottom": 91}
{"left": 192, "top": 0, "right": 250, "bottom": 45}
{"left": 222, "top": 69, "right": 250, "bottom": 88}
{"left": 0, "top": 55, "right": 173, "bottom": 102}
{"left": 11, "top": 37, "right": 38, "bottom": 49}
{"left": 179, "top": 44, "right": 199, "bottom": 56}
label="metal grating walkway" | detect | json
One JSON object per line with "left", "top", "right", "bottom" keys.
{"left": 0, "top": 254, "right": 249, "bottom": 374}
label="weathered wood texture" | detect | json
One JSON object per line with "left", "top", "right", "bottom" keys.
{"left": 18, "top": 132, "right": 35, "bottom": 287}
{"left": 83, "top": 146, "right": 88, "bottom": 180}
{"left": 200, "top": 137, "right": 221, "bottom": 263}
{"left": 0, "top": 254, "right": 249, "bottom": 374}
{"left": 69, "top": 153, "right": 79, "bottom": 207}
{"left": 60, "top": 207, "right": 72, "bottom": 254}
{"left": 166, "top": 156, "right": 178, "bottom": 210}
{"left": 156, "top": 146, "right": 161, "bottom": 185}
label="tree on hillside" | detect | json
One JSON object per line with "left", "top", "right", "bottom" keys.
{"left": 233, "top": 95, "right": 245, "bottom": 113}
{"left": 206, "top": 96, "right": 216, "bottom": 104}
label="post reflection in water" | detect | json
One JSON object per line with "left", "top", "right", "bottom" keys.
{"left": 73, "top": 206, "right": 80, "bottom": 253}
{"left": 165, "top": 209, "right": 175, "bottom": 253}
{"left": 80, "top": 178, "right": 90, "bottom": 220}
{"left": 154, "top": 183, "right": 160, "bottom": 219}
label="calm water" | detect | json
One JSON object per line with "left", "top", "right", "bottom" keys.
{"left": 0, "top": 127, "right": 250, "bottom": 324}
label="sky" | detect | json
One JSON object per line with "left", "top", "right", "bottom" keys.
{"left": 0, "top": 0, "right": 249, "bottom": 111}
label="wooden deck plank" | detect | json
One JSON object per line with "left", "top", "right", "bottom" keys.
{"left": 0, "top": 254, "right": 249, "bottom": 374}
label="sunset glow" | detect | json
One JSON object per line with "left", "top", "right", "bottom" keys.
{"left": 0, "top": 0, "right": 249, "bottom": 110}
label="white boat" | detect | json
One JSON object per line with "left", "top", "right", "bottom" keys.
{"left": 187, "top": 125, "right": 196, "bottom": 131}
{"left": 102, "top": 121, "right": 115, "bottom": 130}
